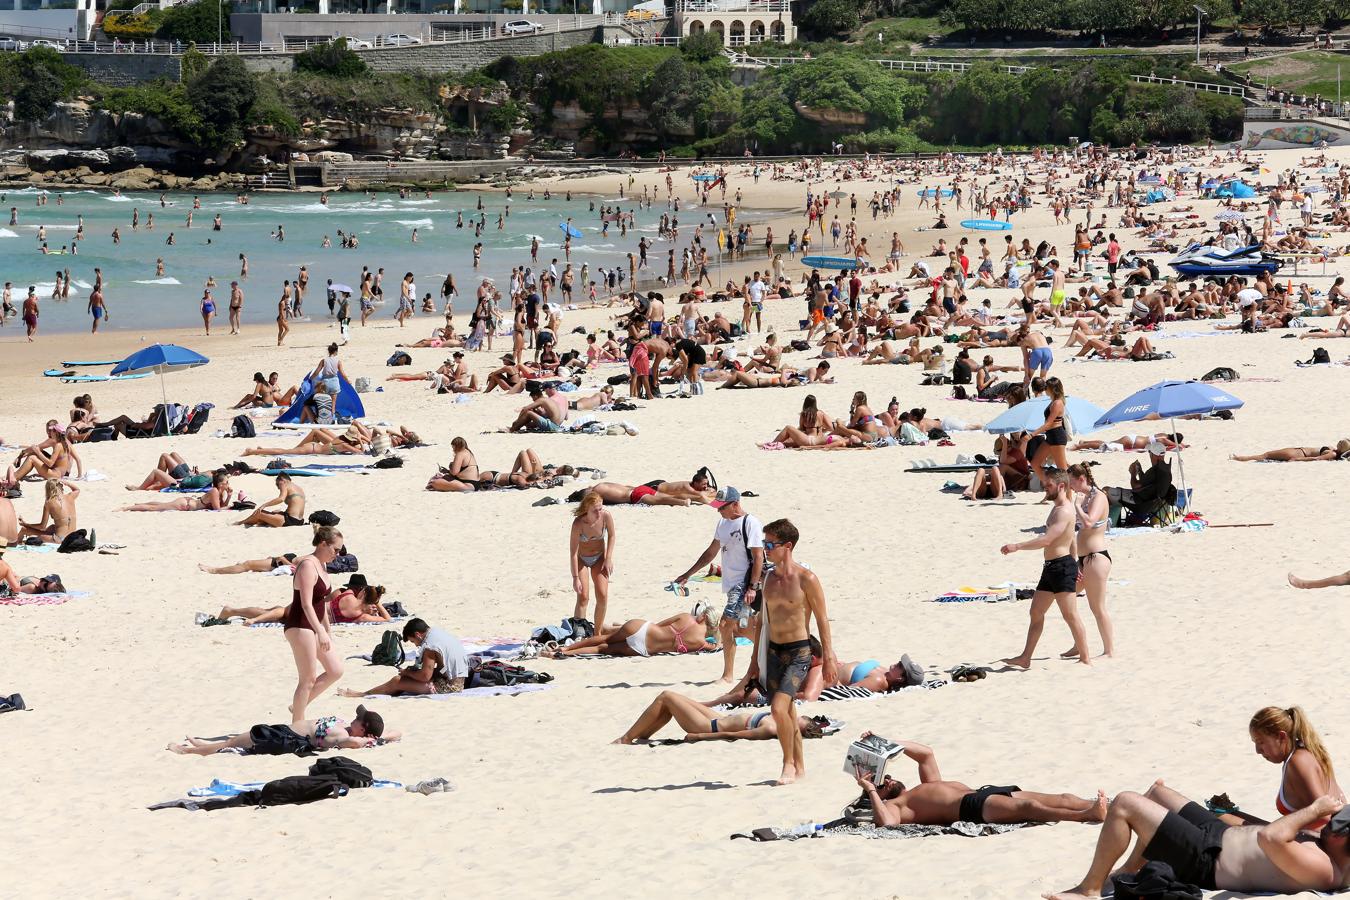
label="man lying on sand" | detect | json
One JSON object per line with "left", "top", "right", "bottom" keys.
{"left": 167, "top": 705, "right": 398, "bottom": 755}
{"left": 852, "top": 733, "right": 1106, "bottom": 828}
{"left": 614, "top": 689, "right": 827, "bottom": 744}
{"left": 575, "top": 470, "right": 715, "bottom": 506}
{"left": 1043, "top": 781, "right": 1350, "bottom": 899}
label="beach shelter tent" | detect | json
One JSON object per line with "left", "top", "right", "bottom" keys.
{"left": 1214, "top": 180, "right": 1256, "bottom": 199}
{"left": 275, "top": 373, "right": 365, "bottom": 425}
{"left": 1144, "top": 187, "right": 1175, "bottom": 204}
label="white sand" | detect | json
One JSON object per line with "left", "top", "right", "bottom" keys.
{"left": 3, "top": 146, "right": 1350, "bottom": 898}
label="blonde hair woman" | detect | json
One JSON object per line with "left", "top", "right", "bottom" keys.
{"left": 570, "top": 491, "right": 616, "bottom": 628}
{"left": 1243, "top": 706, "right": 1344, "bottom": 830}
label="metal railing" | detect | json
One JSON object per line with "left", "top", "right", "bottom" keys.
{"left": 726, "top": 54, "right": 1031, "bottom": 75}
{"left": 678, "top": 0, "right": 790, "bottom": 10}
{"left": 1128, "top": 73, "right": 1244, "bottom": 96}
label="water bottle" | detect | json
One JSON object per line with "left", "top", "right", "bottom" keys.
{"left": 787, "top": 823, "right": 823, "bottom": 838}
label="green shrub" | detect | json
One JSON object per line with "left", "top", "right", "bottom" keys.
{"left": 98, "top": 80, "right": 205, "bottom": 143}
{"left": 295, "top": 38, "right": 369, "bottom": 78}
{"left": 157, "top": 0, "right": 227, "bottom": 44}
{"left": 103, "top": 10, "right": 162, "bottom": 38}
{"left": 186, "top": 55, "right": 256, "bottom": 148}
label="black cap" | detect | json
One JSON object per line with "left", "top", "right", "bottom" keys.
{"left": 308, "top": 510, "right": 340, "bottom": 527}
{"left": 355, "top": 704, "right": 384, "bottom": 738}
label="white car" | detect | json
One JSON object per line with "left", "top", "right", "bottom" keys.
{"left": 341, "top": 36, "right": 373, "bottom": 49}
{"left": 0, "top": 37, "right": 28, "bottom": 51}
{"left": 500, "top": 19, "right": 544, "bottom": 35}
{"left": 383, "top": 33, "right": 422, "bottom": 45}
{"left": 31, "top": 38, "right": 64, "bottom": 50}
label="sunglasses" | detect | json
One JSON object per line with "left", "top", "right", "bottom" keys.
{"left": 763, "top": 540, "right": 778, "bottom": 551}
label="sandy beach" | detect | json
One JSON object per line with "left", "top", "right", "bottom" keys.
{"left": 3, "top": 147, "right": 1350, "bottom": 899}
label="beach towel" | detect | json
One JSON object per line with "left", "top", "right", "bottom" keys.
{"left": 187, "top": 777, "right": 402, "bottom": 798}
{"left": 378, "top": 683, "right": 553, "bottom": 700}
{"left": 736, "top": 820, "right": 1046, "bottom": 841}
{"left": 0, "top": 591, "right": 91, "bottom": 606}
{"left": 160, "top": 486, "right": 211, "bottom": 493}
{"left": 251, "top": 617, "right": 407, "bottom": 629}
{"left": 4, "top": 542, "right": 59, "bottom": 553}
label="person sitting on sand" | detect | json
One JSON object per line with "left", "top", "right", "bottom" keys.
{"left": 548, "top": 603, "right": 719, "bottom": 657}
{"left": 214, "top": 574, "right": 390, "bottom": 627}
{"left": 5, "top": 421, "right": 83, "bottom": 485}
{"left": 1212, "top": 706, "right": 1347, "bottom": 830}
{"left": 505, "top": 383, "right": 566, "bottom": 433}
{"left": 338, "top": 617, "right": 469, "bottom": 696}
{"left": 614, "top": 689, "right": 827, "bottom": 744}
{"left": 125, "top": 452, "right": 203, "bottom": 491}
{"left": 1071, "top": 433, "right": 1184, "bottom": 453}
{"left": 0, "top": 497, "right": 17, "bottom": 544}
{"left": 852, "top": 733, "right": 1107, "bottom": 828}
{"left": 234, "top": 473, "right": 305, "bottom": 527}
{"left": 232, "top": 371, "right": 298, "bottom": 409}
{"left": 1043, "top": 782, "right": 1350, "bottom": 899}
{"left": 18, "top": 479, "right": 80, "bottom": 543}
{"left": 120, "top": 471, "right": 231, "bottom": 513}
{"left": 1232, "top": 440, "right": 1350, "bottom": 462}
{"left": 167, "top": 705, "right": 397, "bottom": 755}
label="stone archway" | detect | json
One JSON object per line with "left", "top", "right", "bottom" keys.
{"left": 708, "top": 19, "right": 724, "bottom": 44}
{"left": 728, "top": 19, "right": 745, "bottom": 45}
{"left": 749, "top": 19, "right": 765, "bottom": 42}
{"left": 687, "top": 19, "right": 704, "bottom": 35}
{"left": 769, "top": 19, "right": 785, "bottom": 41}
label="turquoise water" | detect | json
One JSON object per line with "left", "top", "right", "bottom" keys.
{"left": 0, "top": 185, "right": 668, "bottom": 333}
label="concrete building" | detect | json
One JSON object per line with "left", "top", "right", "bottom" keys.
{"left": 674, "top": 0, "right": 791, "bottom": 46}
{"left": 0, "top": 0, "right": 94, "bottom": 41}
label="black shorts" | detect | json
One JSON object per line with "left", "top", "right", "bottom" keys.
{"left": 1036, "top": 555, "right": 1078, "bottom": 594}
{"left": 1142, "top": 802, "right": 1227, "bottom": 890}
{"left": 1045, "top": 425, "right": 1068, "bottom": 446}
{"left": 282, "top": 514, "right": 305, "bottom": 527}
{"left": 169, "top": 462, "right": 190, "bottom": 480}
{"left": 766, "top": 639, "right": 812, "bottom": 699}
{"left": 958, "top": 785, "right": 1021, "bottom": 824}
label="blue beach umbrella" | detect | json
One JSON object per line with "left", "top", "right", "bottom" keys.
{"left": 111, "top": 343, "right": 210, "bottom": 409}
{"left": 984, "top": 396, "right": 1107, "bottom": 436}
{"left": 1093, "top": 379, "right": 1244, "bottom": 505}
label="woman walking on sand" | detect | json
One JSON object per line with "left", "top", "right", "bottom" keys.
{"left": 283, "top": 526, "right": 345, "bottom": 720}
{"left": 1066, "top": 463, "right": 1114, "bottom": 659}
{"left": 570, "top": 491, "right": 616, "bottom": 629}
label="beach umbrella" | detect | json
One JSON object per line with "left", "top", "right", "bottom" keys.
{"left": 984, "top": 396, "right": 1107, "bottom": 436}
{"left": 1214, "top": 211, "right": 1245, "bottom": 221}
{"left": 1093, "top": 379, "right": 1244, "bottom": 506}
{"left": 329, "top": 283, "right": 354, "bottom": 294}
{"left": 110, "top": 343, "right": 210, "bottom": 413}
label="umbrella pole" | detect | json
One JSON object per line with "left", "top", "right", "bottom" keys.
{"left": 160, "top": 369, "right": 168, "bottom": 433}
{"left": 1172, "top": 416, "right": 1189, "bottom": 513}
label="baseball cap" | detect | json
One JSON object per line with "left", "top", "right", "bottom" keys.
{"left": 1146, "top": 439, "right": 1167, "bottom": 455}
{"left": 354, "top": 704, "right": 385, "bottom": 738}
{"left": 710, "top": 486, "right": 742, "bottom": 509}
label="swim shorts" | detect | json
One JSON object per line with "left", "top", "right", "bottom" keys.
{"left": 1141, "top": 802, "right": 1226, "bottom": 890}
{"left": 1027, "top": 346, "right": 1053, "bottom": 372}
{"left": 1045, "top": 425, "right": 1068, "bottom": 447}
{"left": 649, "top": 320, "right": 663, "bottom": 336}
{"left": 169, "top": 463, "right": 191, "bottom": 481}
{"left": 1035, "top": 555, "right": 1078, "bottom": 594}
{"left": 282, "top": 514, "right": 305, "bottom": 527}
{"left": 629, "top": 484, "right": 657, "bottom": 503}
{"left": 1050, "top": 289, "right": 1066, "bottom": 307}
{"left": 722, "top": 582, "right": 751, "bottom": 623}
{"left": 530, "top": 418, "right": 563, "bottom": 434}
{"left": 766, "top": 639, "right": 813, "bottom": 698}
{"left": 430, "top": 674, "right": 465, "bottom": 694}
{"left": 958, "top": 785, "right": 1022, "bottom": 824}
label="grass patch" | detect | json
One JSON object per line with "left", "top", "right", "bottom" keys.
{"left": 1230, "top": 49, "right": 1350, "bottom": 99}
{"left": 852, "top": 16, "right": 949, "bottom": 53}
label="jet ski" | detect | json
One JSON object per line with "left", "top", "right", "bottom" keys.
{"left": 1168, "top": 243, "right": 1282, "bottom": 277}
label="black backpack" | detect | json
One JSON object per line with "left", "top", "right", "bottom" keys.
{"left": 369, "top": 457, "right": 403, "bottom": 469}
{"left": 565, "top": 616, "right": 595, "bottom": 640}
{"left": 1200, "top": 366, "right": 1239, "bottom": 382}
{"left": 327, "top": 553, "right": 359, "bottom": 574}
{"left": 1311, "top": 347, "right": 1331, "bottom": 365}
{"left": 309, "top": 756, "right": 373, "bottom": 788}
{"left": 257, "top": 775, "right": 349, "bottom": 807}
{"left": 387, "top": 351, "right": 412, "bottom": 367}
{"left": 231, "top": 414, "right": 256, "bottom": 438}
{"left": 57, "top": 529, "right": 94, "bottom": 553}
{"left": 468, "top": 661, "right": 554, "bottom": 688}
{"left": 370, "top": 630, "right": 404, "bottom": 666}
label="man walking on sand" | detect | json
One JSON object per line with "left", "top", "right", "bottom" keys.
{"left": 1000, "top": 470, "right": 1091, "bottom": 668}
{"left": 753, "top": 518, "right": 834, "bottom": 785}
{"left": 672, "top": 486, "right": 764, "bottom": 684}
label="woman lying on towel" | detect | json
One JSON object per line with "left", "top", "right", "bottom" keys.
{"left": 547, "top": 603, "right": 720, "bottom": 657}
{"left": 166, "top": 705, "right": 399, "bottom": 755}
{"left": 213, "top": 577, "right": 390, "bottom": 627}
{"left": 118, "top": 472, "right": 231, "bottom": 512}
{"left": 614, "top": 689, "right": 827, "bottom": 744}
{"left": 244, "top": 423, "right": 421, "bottom": 457}
{"left": 1071, "top": 433, "right": 1184, "bottom": 453}
{"left": 1231, "top": 440, "right": 1350, "bottom": 462}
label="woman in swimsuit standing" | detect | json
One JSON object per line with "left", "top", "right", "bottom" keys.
{"left": 1028, "top": 377, "right": 1069, "bottom": 497}
{"left": 283, "top": 525, "right": 344, "bottom": 721}
{"left": 569, "top": 492, "right": 616, "bottom": 629}
{"left": 1237, "top": 707, "right": 1345, "bottom": 830}
{"left": 1066, "top": 463, "right": 1114, "bottom": 659}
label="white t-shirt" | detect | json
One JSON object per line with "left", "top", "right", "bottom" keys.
{"left": 748, "top": 279, "right": 765, "bottom": 303}
{"left": 714, "top": 513, "right": 764, "bottom": 593}
{"left": 420, "top": 627, "right": 468, "bottom": 680}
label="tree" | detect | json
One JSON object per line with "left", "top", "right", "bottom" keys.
{"left": 15, "top": 65, "right": 62, "bottom": 122}
{"left": 296, "top": 38, "right": 369, "bottom": 77}
{"left": 680, "top": 30, "right": 723, "bottom": 62}
{"left": 158, "top": 0, "right": 228, "bottom": 44}
{"left": 186, "top": 55, "right": 256, "bottom": 149}
{"left": 1240, "top": 0, "right": 1290, "bottom": 29}
{"left": 801, "top": 0, "right": 860, "bottom": 37}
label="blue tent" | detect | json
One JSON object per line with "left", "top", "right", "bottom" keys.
{"left": 1214, "top": 179, "right": 1256, "bottom": 199}
{"left": 275, "top": 373, "right": 365, "bottom": 425}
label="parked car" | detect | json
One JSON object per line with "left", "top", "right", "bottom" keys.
{"left": 30, "top": 38, "right": 65, "bottom": 50}
{"left": 624, "top": 8, "right": 657, "bottom": 19}
{"left": 383, "top": 33, "right": 422, "bottom": 45}
{"left": 341, "top": 36, "right": 373, "bottom": 49}
{"left": 500, "top": 19, "right": 544, "bottom": 35}
{"left": 0, "top": 37, "right": 28, "bottom": 51}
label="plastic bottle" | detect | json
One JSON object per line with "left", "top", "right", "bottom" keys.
{"left": 787, "top": 823, "right": 824, "bottom": 838}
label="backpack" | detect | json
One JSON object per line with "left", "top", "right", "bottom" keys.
{"left": 789, "top": 339, "right": 811, "bottom": 352}
{"left": 369, "top": 457, "right": 403, "bottom": 469}
{"left": 386, "top": 351, "right": 412, "bottom": 367}
{"left": 57, "top": 529, "right": 94, "bottom": 553}
{"left": 1200, "top": 366, "right": 1239, "bottom": 382}
{"left": 370, "top": 630, "right": 405, "bottom": 666}
{"left": 565, "top": 616, "right": 595, "bottom": 640}
{"left": 230, "top": 414, "right": 256, "bottom": 438}
{"left": 309, "top": 756, "right": 373, "bottom": 789}
{"left": 468, "top": 661, "right": 554, "bottom": 688}
{"left": 1311, "top": 347, "right": 1331, "bottom": 365}
{"left": 327, "top": 553, "right": 359, "bottom": 574}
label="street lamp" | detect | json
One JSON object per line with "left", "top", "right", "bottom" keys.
{"left": 1193, "top": 4, "right": 1206, "bottom": 66}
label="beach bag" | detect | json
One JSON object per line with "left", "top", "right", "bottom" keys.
{"left": 790, "top": 339, "right": 811, "bottom": 352}
{"left": 386, "top": 351, "right": 412, "bottom": 367}
{"left": 606, "top": 374, "right": 630, "bottom": 386}
{"left": 56, "top": 529, "right": 94, "bottom": 554}
{"left": 230, "top": 414, "right": 256, "bottom": 438}
{"left": 565, "top": 616, "right": 595, "bottom": 640}
{"left": 1311, "top": 347, "right": 1331, "bottom": 365}
{"left": 246, "top": 723, "right": 315, "bottom": 757}
{"left": 256, "top": 775, "right": 347, "bottom": 807}
{"left": 370, "top": 630, "right": 404, "bottom": 667}
{"left": 327, "top": 553, "right": 359, "bottom": 574}
{"left": 1200, "top": 366, "right": 1239, "bottom": 382}
{"left": 468, "top": 661, "right": 554, "bottom": 688}
{"left": 309, "top": 757, "right": 373, "bottom": 789}
{"left": 369, "top": 457, "right": 403, "bottom": 469}
{"left": 353, "top": 376, "right": 372, "bottom": 393}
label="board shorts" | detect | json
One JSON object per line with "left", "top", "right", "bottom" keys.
{"left": 1141, "top": 802, "right": 1227, "bottom": 890}
{"left": 766, "top": 639, "right": 813, "bottom": 698}
{"left": 958, "top": 785, "right": 1022, "bottom": 824}
{"left": 1036, "top": 555, "right": 1078, "bottom": 594}
{"left": 430, "top": 673, "right": 465, "bottom": 694}
{"left": 1049, "top": 289, "right": 1066, "bottom": 307}
{"left": 1027, "top": 346, "right": 1053, "bottom": 372}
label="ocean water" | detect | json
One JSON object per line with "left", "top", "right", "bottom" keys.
{"left": 0, "top": 186, "right": 702, "bottom": 334}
